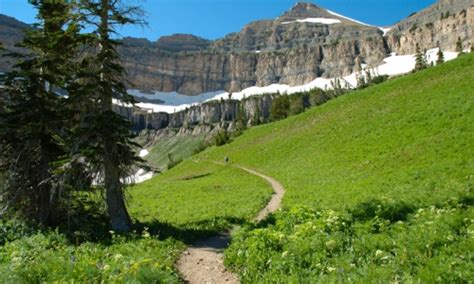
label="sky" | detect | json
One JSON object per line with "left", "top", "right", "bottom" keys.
{"left": 0, "top": 0, "right": 437, "bottom": 41}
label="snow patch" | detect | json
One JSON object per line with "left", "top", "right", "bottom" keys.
{"left": 124, "top": 169, "right": 153, "bottom": 184}
{"left": 139, "top": 149, "right": 149, "bottom": 158}
{"left": 128, "top": 89, "right": 225, "bottom": 106}
{"left": 118, "top": 49, "right": 462, "bottom": 114}
{"left": 282, "top": 18, "right": 341, "bottom": 25}
{"left": 327, "top": 10, "right": 372, "bottom": 26}
{"left": 379, "top": 27, "right": 392, "bottom": 36}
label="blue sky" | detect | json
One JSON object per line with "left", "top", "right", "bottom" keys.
{"left": 1, "top": 0, "right": 436, "bottom": 41}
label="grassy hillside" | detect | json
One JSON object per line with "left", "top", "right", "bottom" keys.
{"left": 130, "top": 160, "right": 272, "bottom": 231}
{"left": 197, "top": 53, "right": 474, "bottom": 210}
{"left": 129, "top": 54, "right": 473, "bottom": 282}
{"left": 144, "top": 134, "right": 207, "bottom": 171}
{"left": 130, "top": 53, "right": 474, "bottom": 227}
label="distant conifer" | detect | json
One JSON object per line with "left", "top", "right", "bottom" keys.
{"left": 455, "top": 37, "right": 464, "bottom": 54}
{"left": 436, "top": 48, "right": 445, "bottom": 65}
{"left": 414, "top": 43, "right": 427, "bottom": 71}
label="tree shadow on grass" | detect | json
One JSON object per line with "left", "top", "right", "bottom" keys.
{"left": 179, "top": 173, "right": 212, "bottom": 181}
{"left": 134, "top": 216, "right": 247, "bottom": 245}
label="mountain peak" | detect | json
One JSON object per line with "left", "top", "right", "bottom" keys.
{"left": 284, "top": 2, "right": 329, "bottom": 19}
{"left": 290, "top": 2, "right": 320, "bottom": 11}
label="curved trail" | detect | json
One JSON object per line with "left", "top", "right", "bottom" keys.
{"left": 176, "top": 164, "right": 285, "bottom": 283}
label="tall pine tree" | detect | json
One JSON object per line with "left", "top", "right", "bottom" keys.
{"left": 0, "top": 0, "right": 79, "bottom": 225}
{"left": 74, "top": 0, "right": 145, "bottom": 233}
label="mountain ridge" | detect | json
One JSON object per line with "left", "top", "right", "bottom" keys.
{"left": 1, "top": 1, "right": 472, "bottom": 95}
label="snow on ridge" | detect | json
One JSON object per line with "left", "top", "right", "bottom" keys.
{"left": 128, "top": 89, "right": 225, "bottom": 106}
{"left": 379, "top": 27, "right": 392, "bottom": 36}
{"left": 139, "top": 149, "right": 149, "bottom": 158}
{"left": 282, "top": 18, "right": 341, "bottom": 25}
{"left": 327, "top": 9, "right": 372, "bottom": 27}
{"left": 124, "top": 169, "right": 153, "bottom": 184}
{"left": 118, "top": 48, "right": 461, "bottom": 114}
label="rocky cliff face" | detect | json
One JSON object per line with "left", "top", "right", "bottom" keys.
{"left": 386, "top": 0, "right": 474, "bottom": 53}
{"left": 115, "top": 94, "right": 275, "bottom": 132}
{"left": 1, "top": 1, "right": 472, "bottom": 95}
{"left": 119, "top": 3, "right": 388, "bottom": 94}
{"left": 119, "top": 1, "right": 473, "bottom": 95}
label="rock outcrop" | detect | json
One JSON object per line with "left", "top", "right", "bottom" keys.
{"left": 386, "top": 0, "right": 474, "bottom": 53}
{"left": 115, "top": 94, "right": 275, "bottom": 132}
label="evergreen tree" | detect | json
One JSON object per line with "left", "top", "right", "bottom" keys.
{"left": 414, "top": 43, "right": 427, "bottom": 71}
{"left": 455, "top": 37, "right": 463, "bottom": 53}
{"left": 253, "top": 101, "right": 261, "bottom": 126}
{"left": 0, "top": 0, "right": 79, "bottom": 225}
{"left": 436, "top": 48, "right": 445, "bottom": 65}
{"left": 270, "top": 94, "right": 290, "bottom": 121}
{"left": 75, "top": 0, "right": 145, "bottom": 233}
{"left": 235, "top": 101, "right": 247, "bottom": 131}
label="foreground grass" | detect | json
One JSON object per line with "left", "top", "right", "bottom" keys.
{"left": 129, "top": 160, "right": 273, "bottom": 231}
{"left": 225, "top": 194, "right": 474, "bottom": 282}
{"left": 0, "top": 222, "right": 183, "bottom": 283}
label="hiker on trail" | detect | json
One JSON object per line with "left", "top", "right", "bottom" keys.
{"left": 224, "top": 156, "right": 229, "bottom": 164}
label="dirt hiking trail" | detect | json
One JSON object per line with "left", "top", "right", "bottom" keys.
{"left": 176, "top": 163, "right": 285, "bottom": 283}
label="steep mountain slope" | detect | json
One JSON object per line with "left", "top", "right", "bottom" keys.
{"left": 1, "top": 1, "right": 472, "bottom": 95}
{"left": 120, "top": 2, "right": 388, "bottom": 94}
{"left": 0, "top": 14, "right": 29, "bottom": 71}
{"left": 136, "top": 53, "right": 474, "bottom": 211}
{"left": 115, "top": 1, "right": 474, "bottom": 95}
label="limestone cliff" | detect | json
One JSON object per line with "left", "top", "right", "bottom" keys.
{"left": 119, "top": 3, "right": 388, "bottom": 94}
{"left": 386, "top": 0, "right": 474, "bottom": 53}
{"left": 1, "top": 1, "right": 472, "bottom": 96}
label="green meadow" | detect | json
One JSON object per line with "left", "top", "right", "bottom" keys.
{"left": 1, "top": 53, "right": 472, "bottom": 282}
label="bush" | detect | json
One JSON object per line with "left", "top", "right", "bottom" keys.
{"left": 213, "top": 129, "right": 231, "bottom": 146}
{"left": 167, "top": 153, "right": 183, "bottom": 170}
{"left": 192, "top": 140, "right": 208, "bottom": 155}
{"left": 289, "top": 95, "right": 305, "bottom": 116}
{"left": 371, "top": 75, "right": 389, "bottom": 85}
{"left": 308, "top": 88, "right": 329, "bottom": 106}
{"left": 270, "top": 95, "right": 290, "bottom": 121}
{"left": 350, "top": 198, "right": 415, "bottom": 222}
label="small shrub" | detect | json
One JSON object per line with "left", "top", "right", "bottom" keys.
{"left": 270, "top": 95, "right": 290, "bottom": 121}
{"left": 350, "top": 198, "right": 415, "bottom": 222}
{"left": 288, "top": 95, "right": 305, "bottom": 116}
{"left": 192, "top": 141, "right": 208, "bottom": 155}
{"left": 213, "top": 129, "right": 231, "bottom": 146}
{"left": 167, "top": 153, "right": 183, "bottom": 170}
{"left": 371, "top": 75, "right": 389, "bottom": 85}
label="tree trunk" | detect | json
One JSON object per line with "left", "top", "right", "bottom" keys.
{"left": 104, "top": 140, "right": 132, "bottom": 233}
{"left": 37, "top": 152, "right": 51, "bottom": 226}
{"left": 99, "top": 0, "right": 132, "bottom": 233}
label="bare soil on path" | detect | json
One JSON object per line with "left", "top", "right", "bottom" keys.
{"left": 176, "top": 163, "right": 285, "bottom": 283}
